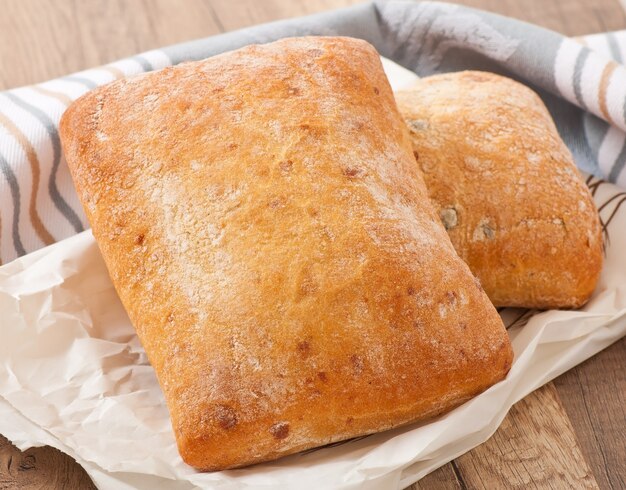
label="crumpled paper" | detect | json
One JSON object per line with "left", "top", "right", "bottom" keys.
{"left": 1, "top": 61, "right": 626, "bottom": 490}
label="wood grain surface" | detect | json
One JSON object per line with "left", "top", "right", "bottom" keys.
{"left": 0, "top": 1, "right": 625, "bottom": 489}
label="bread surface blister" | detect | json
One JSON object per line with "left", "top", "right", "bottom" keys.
{"left": 60, "top": 37, "right": 514, "bottom": 470}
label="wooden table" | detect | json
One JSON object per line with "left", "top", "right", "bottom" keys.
{"left": 0, "top": 1, "right": 625, "bottom": 488}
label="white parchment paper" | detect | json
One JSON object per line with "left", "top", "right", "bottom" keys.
{"left": 1, "top": 61, "right": 625, "bottom": 490}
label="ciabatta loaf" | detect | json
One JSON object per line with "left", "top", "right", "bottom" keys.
{"left": 396, "top": 71, "right": 603, "bottom": 308}
{"left": 60, "top": 38, "right": 513, "bottom": 471}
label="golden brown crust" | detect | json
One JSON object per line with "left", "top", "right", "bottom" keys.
{"left": 395, "top": 71, "right": 603, "bottom": 309}
{"left": 60, "top": 38, "right": 512, "bottom": 471}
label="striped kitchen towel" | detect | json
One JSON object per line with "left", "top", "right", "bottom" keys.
{"left": 1, "top": 0, "right": 626, "bottom": 264}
